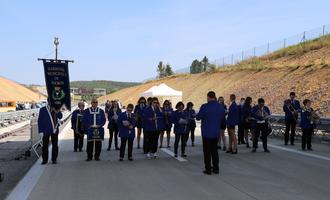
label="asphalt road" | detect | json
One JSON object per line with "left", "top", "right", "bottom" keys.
{"left": 6, "top": 124, "right": 330, "bottom": 200}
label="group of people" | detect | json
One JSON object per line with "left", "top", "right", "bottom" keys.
{"left": 38, "top": 91, "right": 318, "bottom": 175}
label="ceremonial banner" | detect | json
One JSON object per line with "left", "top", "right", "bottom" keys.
{"left": 43, "top": 61, "right": 71, "bottom": 111}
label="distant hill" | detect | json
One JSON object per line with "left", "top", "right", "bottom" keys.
{"left": 99, "top": 35, "right": 330, "bottom": 117}
{"left": 70, "top": 80, "right": 140, "bottom": 94}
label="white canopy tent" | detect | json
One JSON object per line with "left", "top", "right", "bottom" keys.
{"left": 141, "top": 83, "right": 182, "bottom": 106}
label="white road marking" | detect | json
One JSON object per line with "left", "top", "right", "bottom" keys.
{"left": 5, "top": 121, "right": 72, "bottom": 200}
{"left": 160, "top": 148, "right": 188, "bottom": 162}
{"left": 268, "top": 144, "right": 330, "bottom": 162}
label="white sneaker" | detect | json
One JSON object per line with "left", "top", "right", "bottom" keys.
{"left": 153, "top": 153, "right": 158, "bottom": 159}
{"left": 146, "top": 153, "right": 151, "bottom": 159}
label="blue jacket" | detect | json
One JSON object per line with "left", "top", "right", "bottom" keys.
{"left": 251, "top": 105, "right": 271, "bottom": 128}
{"left": 227, "top": 102, "right": 240, "bottom": 126}
{"left": 83, "top": 107, "right": 106, "bottom": 141}
{"left": 71, "top": 109, "right": 84, "bottom": 129}
{"left": 300, "top": 108, "right": 315, "bottom": 129}
{"left": 283, "top": 99, "right": 301, "bottom": 120}
{"left": 118, "top": 112, "right": 137, "bottom": 139}
{"left": 38, "top": 106, "right": 62, "bottom": 136}
{"left": 142, "top": 106, "right": 165, "bottom": 132}
{"left": 172, "top": 110, "right": 190, "bottom": 134}
{"left": 134, "top": 104, "right": 146, "bottom": 128}
{"left": 107, "top": 107, "right": 122, "bottom": 130}
{"left": 163, "top": 107, "right": 173, "bottom": 130}
{"left": 185, "top": 108, "right": 196, "bottom": 128}
{"left": 196, "top": 100, "right": 225, "bottom": 139}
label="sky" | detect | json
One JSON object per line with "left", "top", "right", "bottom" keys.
{"left": 1, "top": 0, "right": 330, "bottom": 85}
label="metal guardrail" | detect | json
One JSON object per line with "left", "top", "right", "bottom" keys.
{"left": 0, "top": 109, "right": 39, "bottom": 127}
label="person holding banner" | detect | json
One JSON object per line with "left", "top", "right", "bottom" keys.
{"left": 38, "top": 102, "right": 63, "bottom": 165}
{"left": 83, "top": 98, "right": 106, "bottom": 161}
{"left": 118, "top": 104, "right": 137, "bottom": 161}
{"left": 71, "top": 102, "right": 85, "bottom": 152}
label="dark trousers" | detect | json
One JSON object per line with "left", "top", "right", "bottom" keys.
{"left": 174, "top": 134, "right": 188, "bottom": 154}
{"left": 143, "top": 130, "right": 147, "bottom": 154}
{"left": 238, "top": 123, "right": 244, "bottom": 144}
{"left": 108, "top": 128, "right": 119, "bottom": 149}
{"left": 302, "top": 128, "right": 313, "bottom": 150}
{"left": 188, "top": 127, "right": 195, "bottom": 143}
{"left": 42, "top": 134, "right": 58, "bottom": 162}
{"left": 285, "top": 119, "right": 296, "bottom": 144}
{"left": 120, "top": 138, "right": 134, "bottom": 158}
{"left": 145, "top": 131, "right": 160, "bottom": 153}
{"left": 86, "top": 140, "right": 102, "bottom": 159}
{"left": 202, "top": 137, "right": 219, "bottom": 172}
{"left": 253, "top": 123, "right": 268, "bottom": 151}
{"left": 74, "top": 132, "right": 84, "bottom": 151}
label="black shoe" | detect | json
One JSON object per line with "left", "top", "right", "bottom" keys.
{"left": 217, "top": 146, "right": 221, "bottom": 149}
{"left": 41, "top": 161, "right": 48, "bottom": 165}
{"left": 285, "top": 143, "right": 288, "bottom": 145}
{"left": 246, "top": 144, "right": 250, "bottom": 148}
{"left": 212, "top": 169, "right": 219, "bottom": 174}
{"left": 307, "top": 148, "right": 313, "bottom": 151}
{"left": 302, "top": 148, "right": 306, "bottom": 151}
{"left": 192, "top": 143, "right": 195, "bottom": 147}
{"left": 231, "top": 150, "right": 238, "bottom": 154}
{"left": 115, "top": 147, "right": 120, "bottom": 151}
{"left": 79, "top": 149, "right": 83, "bottom": 152}
{"left": 128, "top": 157, "right": 134, "bottom": 161}
{"left": 264, "top": 149, "right": 270, "bottom": 153}
{"left": 159, "top": 146, "right": 163, "bottom": 148}
{"left": 107, "top": 148, "right": 110, "bottom": 151}
{"left": 95, "top": 158, "right": 100, "bottom": 161}
{"left": 85, "top": 158, "right": 92, "bottom": 162}
{"left": 74, "top": 149, "right": 77, "bottom": 152}
{"left": 119, "top": 158, "right": 123, "bottom": 161}
{"left": 52, "top": 160, "right": 57, "bottom": 164}
{"left": 291, "top": 143, "right": 295, "bottom": 146}
{"left": 181, "top": 154, "right": 187, "bottom": 158}
{"left": 137, "top": 145, "right": 140, "bottom": 149}
{"left": 174, "top": 154, "right": 178, "bottom": 157}
{"left": 241, "top": 141, "right": 246, "bottom": 145}
{"left": 252, "top": 148, "right": 256, "bottom": 153}
{"left": 167, "top": 145, "right": 171, "bottom": 148}
{"left": 226, "top": 150, "right": 232, "bottom": 153}
{"left": 203, "top": 170, "right": 212, "bottom": 175}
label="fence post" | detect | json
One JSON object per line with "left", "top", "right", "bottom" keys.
{"left": 231, "top": 54, "right": 234, "bottom": 65}
{"left": 302, "top": 31, "right": 306, "bottom": 42}
{"left": 267, "top": 42, "right": 270, "bottom": 54}
{"left": 222, "top": 57, "right": 225, "bottom": 66}
{"left": 253, "top": 47, "right": 256, "bottom": 57}
{"left": 323, "top": 25, "right": 325, "bottom": 36}
{"left": 283, "top": 39, "right": 286, "bottom": 48}
{"left": 241, "top": 51, "right": 244, "bottom": 61}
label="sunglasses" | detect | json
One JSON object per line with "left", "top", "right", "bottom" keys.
{"left": 152, "top": 102, "right": 158, "bottom": 104}
{"left": 92, "top": 101, "right": 98, "bottom": 103}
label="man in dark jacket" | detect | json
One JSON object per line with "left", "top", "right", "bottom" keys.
{"left": 283, "top": 92, "right": 301, "bottom": 145}
{"left": 196, "top": 91, "right": 225, "bottom": 175}
{"left": 71, "top": 102, "right": 85, "bottom": 152}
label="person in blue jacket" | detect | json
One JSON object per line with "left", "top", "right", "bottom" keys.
{"left": 185, "top": 102, "right": 196, "bottom": 147}
{"left": 226, "top": 94, "right": 240, "bottom": 154}
{"left": 38, "top": 103, "right": 63, "bottom": 165}
{"left": 217, "top": 96, "right": 227, "bottom": 151}
{"left": 134, "top": 97, "right": 146, "bottom": 149}
{"left": 118, "top": 104, "right": 137, "bottom": 161}
{"left": 107, "top": 101, "right": 122, "bottom": 151}
{"left": 251, "top": 98, "right": 271, "bottom": 153}
{"left": 283, "top": 92, "right": 301, "bottom": 145}
{"left": 71, "top": 102, "right": 85, "bottom": 152}
{"left": 242, "top": 97, "right": 253, "bottom": 148}
{"left": 159, "top": 100, "right": 173, "bottom": 148}
{"left": 83, "top": 98, "right": 106, "bottom": 161}
{"left": 300, "top": 99, "right": 315, "bottom": 151}
{"left": 172, "top": 102, "right": 189, "bottom": 157}
{"left": 142, "top": 97, "right": 164, "bottom": 159}
{"left": 196, "top": 91, "right": 225, "bottom": 175}
{"left": 237, "top": 97, "right": 246, "bottom": 145}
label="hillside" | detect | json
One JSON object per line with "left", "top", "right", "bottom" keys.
{"left": 0, "top": 77, "right": 46, "bottom": 102}
{"left": 70, "top": 80, "right": 140, "bottom": 94}
{"left": 99, "top": 35, "right": 330, "bottom": 116}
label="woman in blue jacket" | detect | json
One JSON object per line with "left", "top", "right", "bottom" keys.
{"left": 142, "top": 97, "right": 164, "bottom": 159}
{"left": 185, "top": 102, "right": 197, "bottom": 147}
{"left": 118, "top": 104, "right": 137, "bottom": 161}
{"left": 159, "top": 100, "right": 173, "bottom": 148}
{"left": 172, "top": 102, "right": 190, "bottom": 157}
{"left": 300, "top": 99, "right": 315, "bottom": 151}
{"left": 107, "top": 101, "right": 122, "bottom": 151}
{"left": 217, "top": 97, "right": 227, "bottom": 151}
{"left": 134, "top": 97, "right": 147, "bottom": 149}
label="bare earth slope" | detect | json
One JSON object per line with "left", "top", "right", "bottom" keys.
{"left": 99, "top": 43, "right": 330, "bottom": 116}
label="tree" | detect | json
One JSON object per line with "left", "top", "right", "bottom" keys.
{"left": 165, "top": 64, "right": 174, "bottom": 76}
{"left": 190, "top": 59, "right": 203, "bottom": 74}
{"left": 201, "top": 56, "right": 209, "bottom": 72}
{"left": 157, "top": 61, "right": 166, "bottom": 78}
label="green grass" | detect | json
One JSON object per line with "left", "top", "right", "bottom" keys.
{"left": 70, "top": 80, "right": 140, "bottom": 94}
